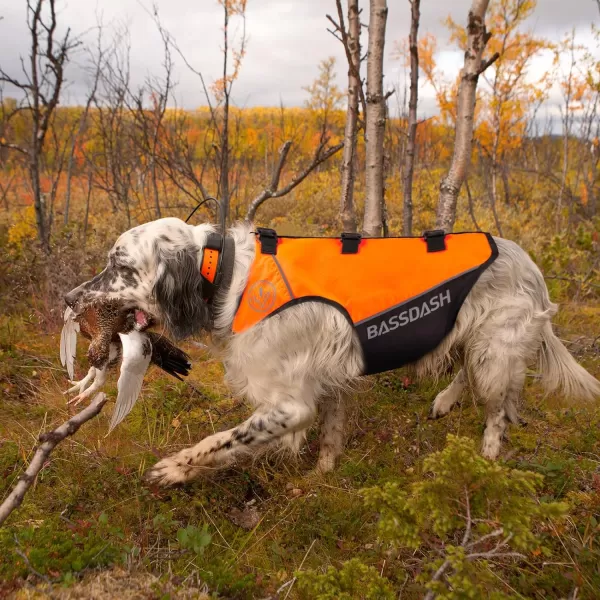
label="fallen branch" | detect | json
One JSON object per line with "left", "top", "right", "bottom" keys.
{"left": 0, "top": 393, "right": 107, "bottom": 527}
{"left": 246, "top": 139, "right": 343, "bottom": 222}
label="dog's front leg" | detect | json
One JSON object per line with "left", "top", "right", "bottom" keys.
{"left": 316, "top": 396, "right": 346, "bottom": 473}
{"left": 145, "top": 400, "right": 317, "bottom": 486}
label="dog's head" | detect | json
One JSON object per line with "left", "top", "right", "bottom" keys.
{"left": 64, "top": 217, "right": 213, "bottom": 340}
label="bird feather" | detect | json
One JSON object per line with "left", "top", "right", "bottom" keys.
{"left": 60, "top": 307, "right": 80, "bottom": 380}
{"left": 107, "top": 331, "right": 152, "bottom": 434}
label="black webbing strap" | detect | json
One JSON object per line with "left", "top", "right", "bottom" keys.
{"left": 256, "top": 227, "right": 278, "bottom": 255}
{"left": 341, "top": 232, "right": 361, "bottom": 254}
{"left": 423, "top": 230, "right": 446, "bottom": 252}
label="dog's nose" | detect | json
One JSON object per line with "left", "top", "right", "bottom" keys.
{"left": 64, "top": 288, "right": 80, "bottom": 308}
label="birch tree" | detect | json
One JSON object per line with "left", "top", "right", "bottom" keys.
{"left": 327, "top": 0, "right": 364, "bottom": 233}
{"left": 0, "top": 0, "right": 79, "bottom": 252}
{"left": 402, "top": 0, "right": 420, "bottom": 236}
{"left": 362, "top": 0, "right": 388, "bottom": 237}
{"left": 435, "top": 0, "right": 496, "bottom": 232}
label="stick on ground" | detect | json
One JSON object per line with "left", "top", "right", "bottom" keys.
{"left": 0, "top": 393, "right": 108, "bottom": 527}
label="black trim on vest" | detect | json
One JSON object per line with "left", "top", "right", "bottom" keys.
{"left": 265, "top": 295, "right": 355, "bottom": 329}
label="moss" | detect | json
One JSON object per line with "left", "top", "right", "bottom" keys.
{"left": 1, "top": 304, "right": 600, "bottom": 597}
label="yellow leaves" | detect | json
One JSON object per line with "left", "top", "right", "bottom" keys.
{"left": 217, "top": 0, "right": 247, "bottom": 16}
{"left": 211, "top": 0, "right": 247, "bottom": 104}
{"left": 417, "top": 34, "right": 438, "bottom": 84}
{"left": 303, "top": 57, "right": 344, "bottom": 115}
{"left": 8, "top": 206, "right": 37, "bottom": 247}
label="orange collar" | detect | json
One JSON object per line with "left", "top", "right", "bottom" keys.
{"left": 201, "top": 245, "right": 220, "bottom": 284}
{"left": 199, "top": 232, "right": 235, "bottom": 304}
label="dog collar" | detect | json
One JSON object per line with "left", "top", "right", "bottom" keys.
{"left": 200, "top": 232, "right": 235, "bottom": 303}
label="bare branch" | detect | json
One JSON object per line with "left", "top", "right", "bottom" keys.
{"left": 465, "top": 178, "right": 482, "bottom": 231}
{"left": 326, "top": 27, "right": 344, "bottom": 44}
{"left": 246, "top": 140, "right": 343, "bottom": 222}
{"left": 0, "top": 141, "right": 29, "bottom": 156}
{"left": 0, "top": 394, "right": 108, "bottom": 527}
{"left": 329, "top": 0, "right": 367, "bottom": 120}
{"left": 14, "top": 535, "right": 54, "bottom": 583}
{"left": 461, "top": 486, "right": 472, "bottom": 546}
{"left": 478, "top": 51, "right": 500, "bottom": 75}
{"left": 424, "top": 528, "right": 522, "bottom": 599}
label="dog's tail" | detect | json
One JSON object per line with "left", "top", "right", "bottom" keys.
{"left": 538, "top": 321, "right": 600, "bottom": 401}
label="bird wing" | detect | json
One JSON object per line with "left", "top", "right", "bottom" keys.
{"left": 108, "top": 331, "right": 152, "bottom": 434}
{"left": 147, "top": 332, "right": 191, "bottom": 379}
{"left": 60, "top": 307, "right": 80, "bottom": 380}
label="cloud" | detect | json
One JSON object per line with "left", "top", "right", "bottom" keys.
{"left": 0, "top": 0, "right": 597, "bottom": 116}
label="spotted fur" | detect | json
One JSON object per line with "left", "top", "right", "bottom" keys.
{"left": 64, "top": 218, "right": 600, "bottom": 486}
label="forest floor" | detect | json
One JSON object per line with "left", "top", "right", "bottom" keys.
{"left": 0, "top": 302, "right": 599, "bottom": 599}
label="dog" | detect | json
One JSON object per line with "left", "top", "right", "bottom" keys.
{"left": 64, "top": 218, "right": 600, "bottom": 486}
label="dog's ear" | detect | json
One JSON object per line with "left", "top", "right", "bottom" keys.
{"left": 152, "top": 244, "right": 211, "bottom": 340}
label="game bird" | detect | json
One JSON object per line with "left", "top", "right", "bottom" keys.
{"left": 60, "top": 301, "right": 191, "bottom": 431}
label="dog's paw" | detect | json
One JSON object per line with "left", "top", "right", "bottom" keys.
{"left": 428, "top": 401, "right": 449, "bottom": 420}
{"left": 144, "top": 455, "right": 195, "bottom": 487}
{"left": 481, "top": 437, "right": 502, "bottom": 461}
{"left": 428, "top": 389, "right": 461, "bottom": 420}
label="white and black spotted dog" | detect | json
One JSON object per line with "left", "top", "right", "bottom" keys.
{"left": 64, "top": 218, "right": 600, "bottom": 486}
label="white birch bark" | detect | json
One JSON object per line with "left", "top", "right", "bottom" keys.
{"left": 362, "top": 0, "right": 388, "bottom": 237}
{"left": 339, "top": 0, "right": 361, "bottom": 233}
{"left": 435, "top": 0, "right": 492, "bottom": 233}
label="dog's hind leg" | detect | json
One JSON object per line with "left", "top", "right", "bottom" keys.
{"left": 472, "top": 356, "right": 527, "bottom": 460}
{"left": 145, "top": 386, "right": 318, "bottom": 486}
{"left": 316, "top": 395, "right": 346, "bottom": 473}
{"left": 429, "top": 368, "right": 466, "bottom": 419}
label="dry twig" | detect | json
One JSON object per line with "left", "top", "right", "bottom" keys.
{"left": 246, "top": 139, "right": 343, "bottom": 222}
{"left": 0, "top": 393, "right": 108, "bottom": 527}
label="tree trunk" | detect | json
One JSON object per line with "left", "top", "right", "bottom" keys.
{"left": 500, "top": 162, "right": 511, "bottom": 206}
{"left": 465, "top": 178, "right": 481, "bottom": 231}
{"left": 362, "top": 0, "right": 388, "bottom": 238}
{"left": 64, "top": 140, "right": 76, "bottom": 226}
{"left": 151, "top": 156, "right": 161, "bottom": 219}
{"left": 557, "top": 116, "right": 569, "bottom": 232}
{"left": 482, "top": 153, "right": 503, "bottom": 236}
{"left": 339, "top": 0, "right": 360, "bottom": 233}
{"left": 435, "top": 0, "right": 492, "bottom": 233}
{"left": 30, "top": 151, "right": 50, "bottom": 253}
{"left": 402, "top": 0, "right": 420, "bottom": 236}
{"left": 83, "top": 170, "right": 92, "bottom": 247}
{"left": 219, "top": 3, "right": 231, "bottom": 225}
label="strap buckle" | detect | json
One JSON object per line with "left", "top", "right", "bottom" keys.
{"left": 256, "top": 227, "right": 278, "bottom": 255}
{"left": 341, "top": 232, "right": 361, "bottom": 254}
{"left": 423, "top": 229, "right": 446, "bottom": 252}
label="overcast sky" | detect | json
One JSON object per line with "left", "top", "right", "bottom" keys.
{"left": 0, "top": 0, "right": 598, "bottom": 118}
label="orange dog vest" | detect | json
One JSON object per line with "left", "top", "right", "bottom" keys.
{"left": 231, "top": 229, "right": 498, "bottom": 375}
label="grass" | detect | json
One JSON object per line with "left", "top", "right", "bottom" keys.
{"left": 0, "top": 302, "right": 599, "bottom": 598}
